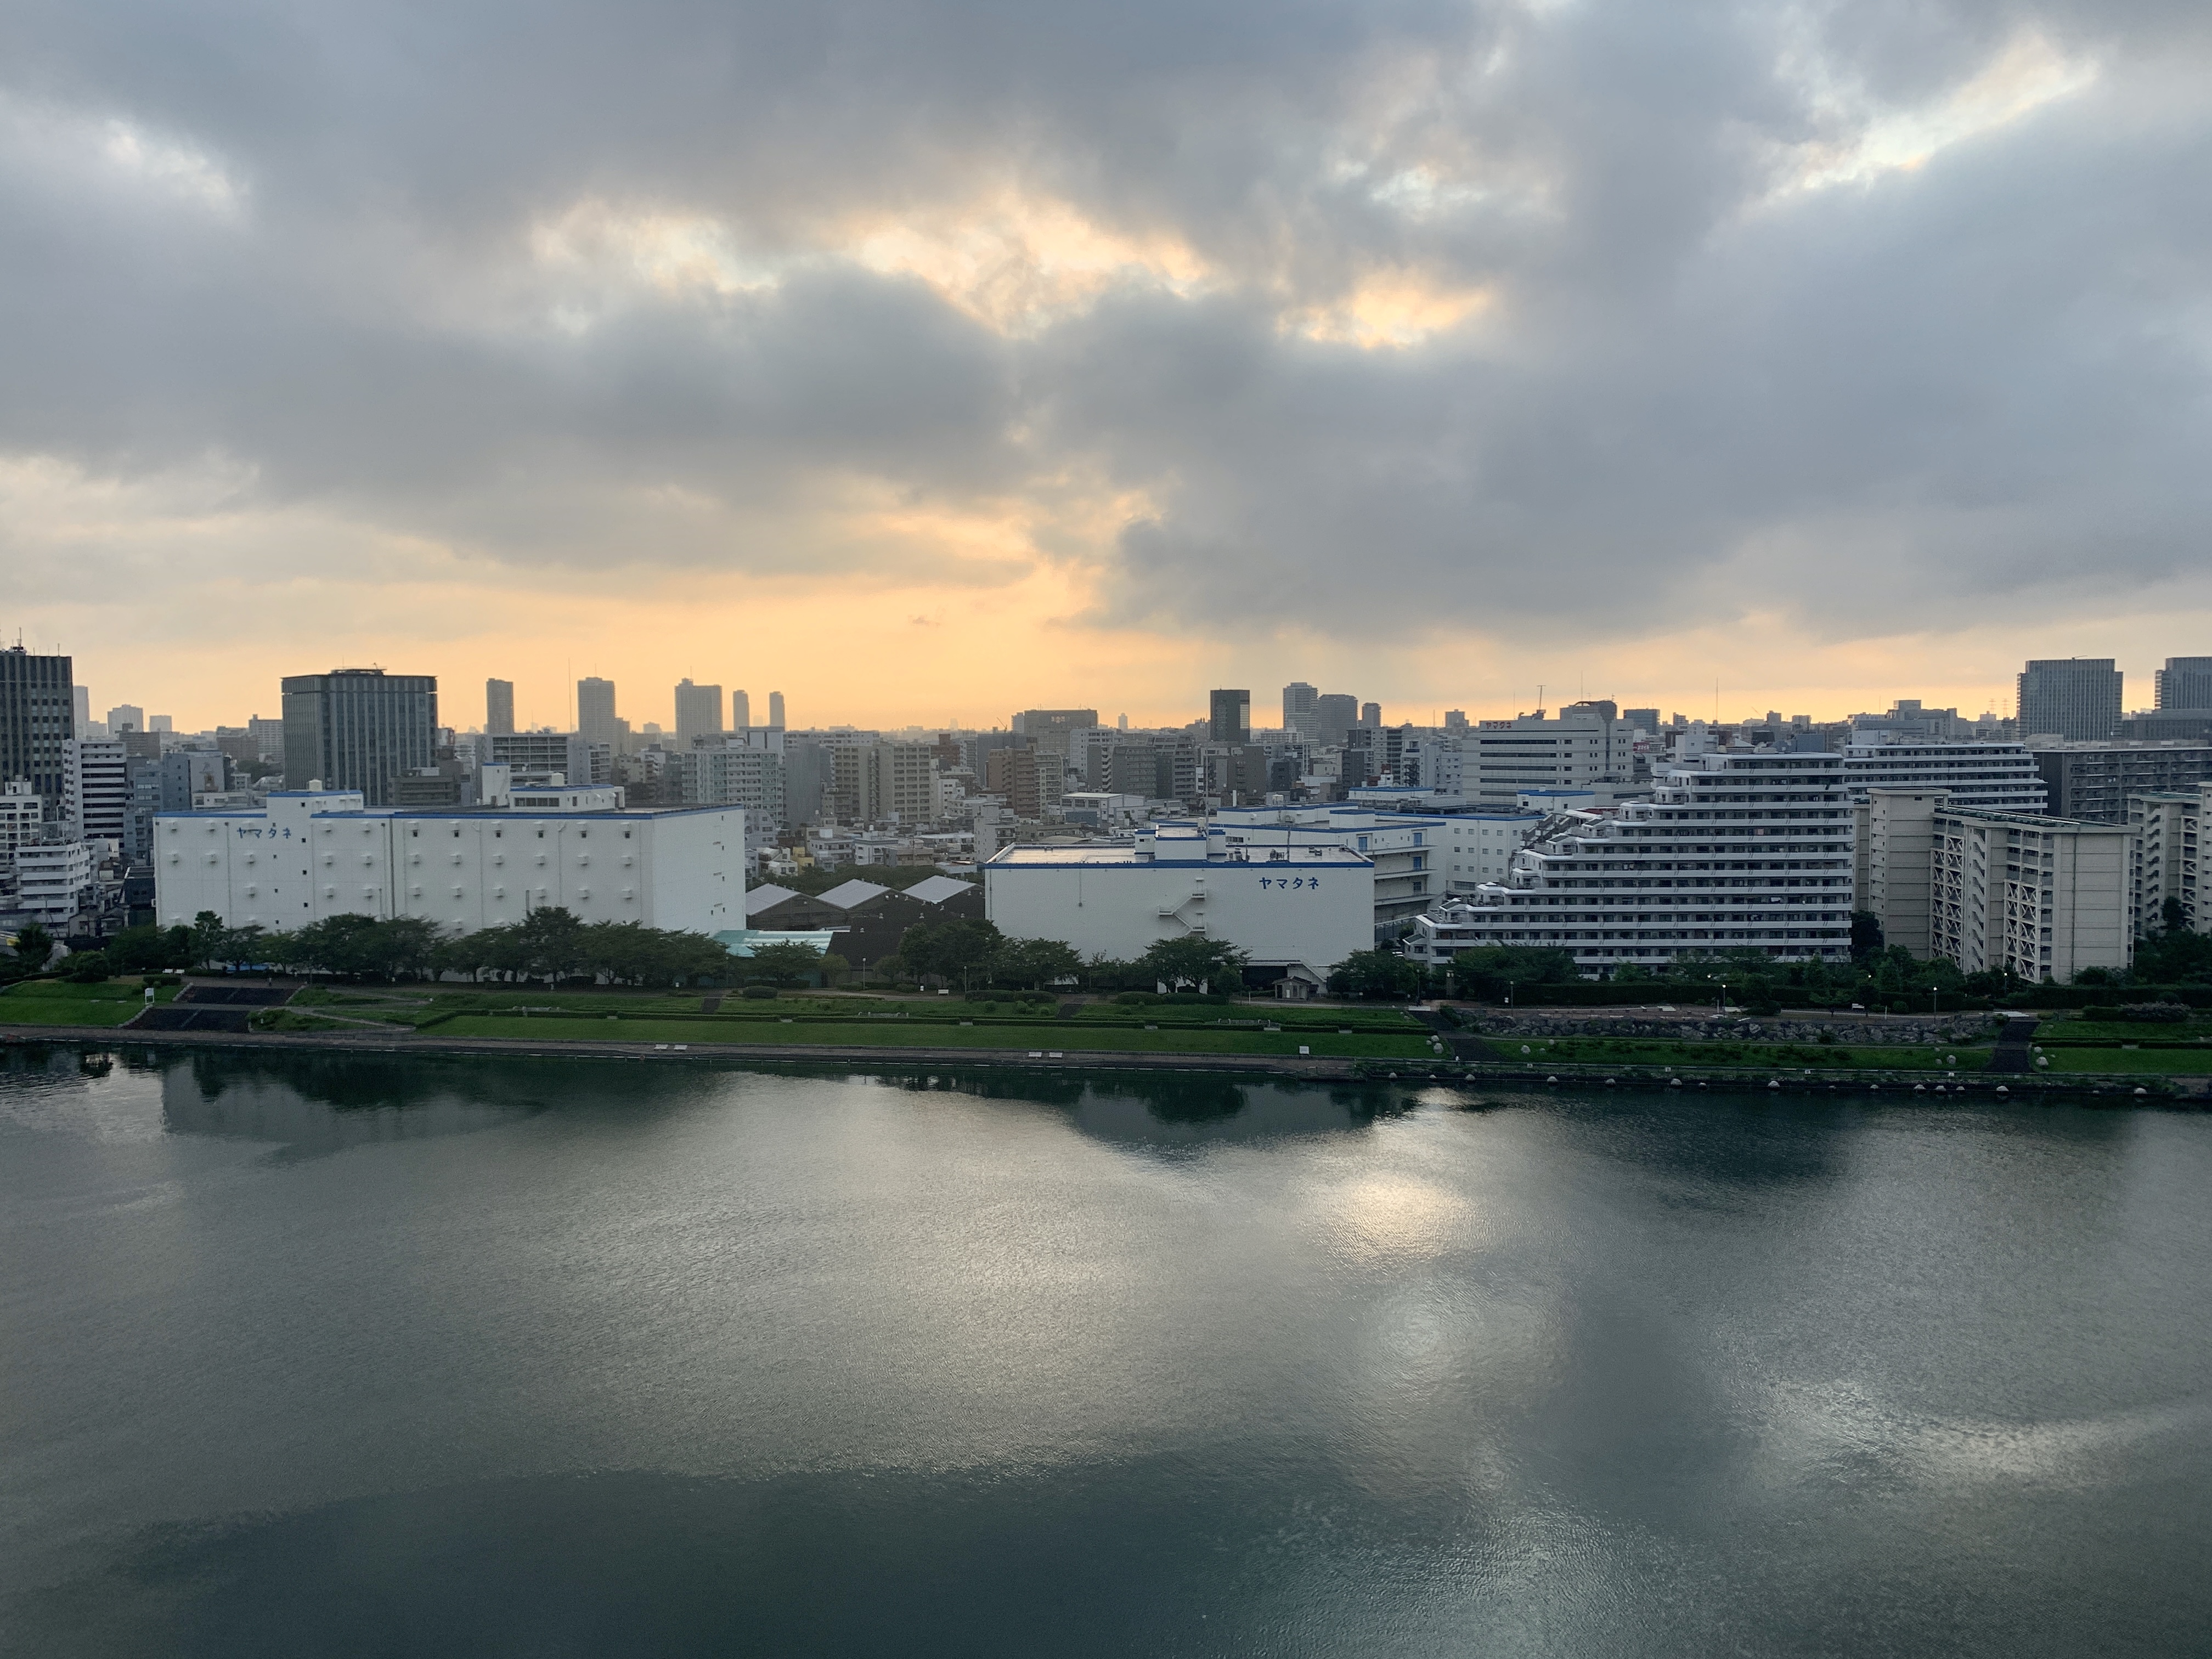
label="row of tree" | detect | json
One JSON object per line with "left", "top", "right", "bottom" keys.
{"left": 175, "top": 908, "right": 740, "bottom": 987}
{"left": 888, "top": 919, "right": 1255, "bottom": 995}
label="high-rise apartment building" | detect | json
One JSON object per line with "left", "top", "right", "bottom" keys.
{"left": 1, "top": 646, "right": 76, "bottom": 802}
{"left": 0, "top": 778, "right": 42, "bottom": 874}
{"left": 281, "top": 668, "right": 438, "bottom": 806}
{"left": 674, "top": 679, "right": 724, "bottom": 747}
{"left": 2031, "top": 741, "right": 2212, "bottom": 822}
{"left": 1840, "top": 742, "right": 2046, "bottom": 814}
{"left": 577, "top": 678, "right": 618, "bottom": 751}
{"left": 1929, "top": 807, "right": 2131, "bottom": 983}
{"left": 768, "top": 691, "right": 786, "bottom": 730}
{"left": 732, "top": 690, "right": 751, "bottom": 732}
{"left": 2017, "top": 658, "right": 2121, "bottom": 741}
{"left": 1407, "top": 751, "right": 1856, "bottom": 974}
{"left": 485, "top": 679, "right": 515, "bottom": 736}
{"left": 1283, "top": 682, "right": 1319, "bottom": 740}
{"left": 2154, "top": 657, "right": 2212, "bottom": 711}
{"left": 1209, "top": 689, "right": 1251, "bottom": 746}
{"left": 666, "top": 742, "right": 786, "bottom": 828}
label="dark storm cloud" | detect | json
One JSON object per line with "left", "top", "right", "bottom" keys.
{"left": 2, "top": 0, "right": 2207, "bottom": 636}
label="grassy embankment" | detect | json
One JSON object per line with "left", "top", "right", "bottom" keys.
{"left": 254, "top": 986, "right": 1441, "bottom": 1059}
{"left": 2022, "top": 1012, "right": 2212, "bottom": 1075}
{"left": 0, "top": 980, "right": 180, "bottom": 1026}
{"left": 1486, "top": 1035, "right": 1993, "bottom": 1073}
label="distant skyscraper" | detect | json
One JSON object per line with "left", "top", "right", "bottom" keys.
{"left": 281, "top": 668, "right": 437, "bottom": 805}
{"left": 71, "top": 686, "right": 89, "bottom": 732}
{"left": 674, "top": 679, "right": 724, "bottom": 747}
{"left": 1207, "top": 690, "right": 1251, "bottom": 746}
{"left": 2154, "top": 657, "right": 2212, "bottom": 710}
{"left": 1623, "top": 708, "right": 1660, "bottom": 735}
{"left": 2017, "top": 658, "right": 2121, "bottom": 741}
{"left": 768, "top": 691, "right": 786, "bottom": 730}
{"left": 1314, "top": 694, "right": 1357, "bottom": 747}
{"left": 485, "top": 679, "right": 515, "bottom": 736}
{"left": 1443, "top": 710, "right": 1469, "bottom": 733}
{"left": 1, "top": 646, "right": 75, "bottom": 802}
{"left": 106, "top": 703, "right": 144, "bottom": 734}
{"left": 1359, "top": 702, "right": 1382, "bottom": 729}
{"left": 577, "top": 677, "right": 618, "bottom": 749}
{"left": 732, "top": 689, "right": 752, "bottom": 732}
{"left": 1283, "top": 681, "right": 1319, "bottom": 740}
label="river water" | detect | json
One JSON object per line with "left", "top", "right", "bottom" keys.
{"left": 3, "top": 1046, "right": 2207, "bottom": 1656}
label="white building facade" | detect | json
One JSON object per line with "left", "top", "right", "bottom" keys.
{"left": 155, "top": 788, "right": 740, "bottom": 936}
{"left": 62, "top": 737, "right": 131, "bottom": 848}
{"left": 1406, "top": 752, "right": 1856, "bottom": 975}
{"left": 1841, "top": 741, "right": 2046, "bottom": 815}
{"left": 1929, "top": 807, "right": 2130, "bottom": 983}
{"left": 16, "top": 838, "right": 95, "bottom": 929}
{"left": 983, "top": 822, "right": 1373, "bottom": 983}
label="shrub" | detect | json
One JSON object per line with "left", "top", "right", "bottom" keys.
{"left": 2118, "top": 1001, "right": 2191, "bottom": 1023}
{"left": 741, "top": 985, "right": 778, "bottom": 1000}
{"left": 2079, "top": 1005, "right": 2123, "bottom": 1023}
{"left": 64, "top": 954, "right": 111, "bottom": 983}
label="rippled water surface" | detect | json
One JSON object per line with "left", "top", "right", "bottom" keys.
{"left": 3, "top": 1046, "right": 2208, "bottom": 1656}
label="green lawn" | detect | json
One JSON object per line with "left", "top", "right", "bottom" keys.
{"left": 427, "top": 1015, "right": 1435, "bottom": 1058}
{"left": 1489, "top": 1036, "right": 1990, "bottom": 1073}
{"left": 0, "top": 980, "right": 180, "bottom": 1025}
{"left": 2035, "top": 1046, "right": 2212, "bottom": 1076}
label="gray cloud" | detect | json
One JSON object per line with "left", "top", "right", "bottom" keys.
{"left": 3, "top": 0, "right": 2208, "bottom": 638}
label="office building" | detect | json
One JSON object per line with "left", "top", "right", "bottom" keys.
{"left": 2154, "top": 658, "right": 2212, "bottom": 711}
{"left": 577, "top": 678, "right": 618, "bottom": 751}
{"left": 1207, "top": 690, "right": 1251, "bottom": 747}
{"left": 485, "top": 679, "right": 515, "bottom": 736}
{"left": 674, "top": 680, "right": 724, "bottom": 747}
{"left": 2018, "top": 658, "right": 2121, "bottom": 741}
{"left": 1443, "top": 710, "right": 1470, "bottom": 734}
{"left": 1929, "top": 806, "right": 2130, "bottom": 984}
{"left": 1314, "top": 694, "right": 1358, "bottom": 747}
{"left": 61, "top": 737, "right": 130, "bottom": 845}
{"left": 2118, "top": 711, "right": 2212, "bottom": 743}
{"left": 2030, "top": 741, "right": 2212, "bottom": 822}
{"left": 155, "top": 788, "right": 738, "bottom": 937}
{"left": 985, "top": 748, "right": 1046, "bottom": 820}
{"left": 105, "top": 703, "right": 144, "bottom": 735}
{"left": 1359, "top": 702, "right": 1382, "bottom": 729}
{"left": 488, "top": 731, "right": 602, "bottom": 786}
{"left": 281, "top": 669, "right": 438, "bottom": 806}
{"left": 768, "top": 691, "right": 786, "bottom": 730}
{"left": 1841, "top": 741, "right": 2046, "bottom": 814}
{"left": 732, "top": 690, "right": 751, "bottom": 733}
{"left": 247, "top": 716, "right": 285, "bottom": 763}
{"left": 1, "top": 646, "right": 75, "bottom": 803}
{"left": 984, "top": 822, "right": 1373, "bottom": 994}
{"left": 1427, "top": 702, "right": 1630, "bottom": 806}
{"left": 1283, "top": 682, "right": 1319, "bottom": 741}
{"left": 1405, "top": 751, "right": 1855, "bottom": 975}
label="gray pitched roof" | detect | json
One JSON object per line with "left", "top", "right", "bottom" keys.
{"left": 744, "top": 883, "right": 799, "bottom": 916}
{"left": 814, "top": 877, "right": 893, "bottom": 910}
{"left": 902, "top": 874, "right": 978, "bottom": 906}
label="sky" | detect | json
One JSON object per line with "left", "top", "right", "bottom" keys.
{"left": 4, "top": 0, "right": 2209, "bottom": 735}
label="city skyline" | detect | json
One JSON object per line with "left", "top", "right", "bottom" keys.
{"left": 8, "top": 5, "right": 2211, "bottom": 735}
{"left": 16, "top": 640, "right": 2201, "bottom": 737}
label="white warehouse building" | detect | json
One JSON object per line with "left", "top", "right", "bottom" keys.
{"left": 983, "top": 821, "right": 1373, "bottom": 990}
{"left": 155, "top": 787, "right": 740, "bottom": 935}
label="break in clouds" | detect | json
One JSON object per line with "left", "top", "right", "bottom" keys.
{"left": 2, "top": 0, "right": 2209, "bottom": 646}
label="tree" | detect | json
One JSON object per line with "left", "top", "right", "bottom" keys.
{"left": 9, "top": 922, "right": 54, "bottom": 973}
{"left": 1328, "top": 947, "right": 1424, "bottom": 1001}
{"left": 747, "top": 941, "right": 828, "bottom": 986}
{"left": 993, "top": 936, "right": 1082, "bottom": 990}
{"left": 188, "top": 911, "right": 230, "bottom": 970}
{"left": 1850, "top": 910, "right": 1884, "bottom": 958}
{"left": 897, "top": 917, "right": 1007, "bottom": 990}
{"left": 105, "top": 924, "right": 192, "bottom": 974}
{"left": 1448, "top": 945, "right": 1574, "bottom": 998}
{"left": 1136, "top": 935, "right": 1248, "bottom": 992}
{"left": 514, "top": 906, "right": 587, "bottom": 984}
